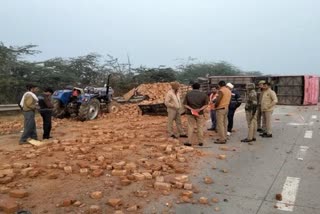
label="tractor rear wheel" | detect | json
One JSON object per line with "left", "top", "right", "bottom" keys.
{"left": 78, "top": 98, "right": 100, "bottom": 121}
{"left": 107, "top": 101, "right": 120, "bottom": 113}
{"left": 52, "top": 99, "right": 66, "bottom": 118}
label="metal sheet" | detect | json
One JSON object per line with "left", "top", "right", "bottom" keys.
{"left": 303, "top": 75, "right": 319, "bottom": 105}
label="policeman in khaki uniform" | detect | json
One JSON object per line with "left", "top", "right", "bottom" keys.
{"left": 241, "top": 83, "right": 258, "bottom": 144}
{"left": 260, "top": 82, "right": 278, "bottom": 138}
{"left": 164, "top": 82, "right": 187, "bottom": 139}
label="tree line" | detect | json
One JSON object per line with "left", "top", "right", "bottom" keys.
{"left": 0, "top": 42, "right": 262, "bottom": 104}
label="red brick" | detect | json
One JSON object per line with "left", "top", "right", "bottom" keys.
{"left": 9, "top": 189, "right": 29, "bottom": 198}
{"left": 199, "top": 197, "right": 208, "bottom": 204}
{"left": 90, "top": 191, "right": 103, "bottom": 199}
{"left": 92, "top": 169, "right": 104, "bottom": 177}
{"left": 154, "top": 182, "right": 171, "bottom": 191}
{"left": 111, "top": 170, "right": 127, "bottom": 176}
{"left": 80, "top": 168, "right": 89, "bottom": 175}
{"left": 132, "top": 173, "right": 145, "bottom": 181}
{"left": 0, "top": 177, "right": 13, "bottom": 184}
{"left": 0, "top": 198, "right": 19, "bottom": 213}
{"left": 106, "top": 198, "right": 122, "bottom": 208}
{"left": 183, "top": 183, "right": 193, "bottom": 190}
{"left": 64, "top": 166, "right": 73, "bottom": 174}
{"left": 180, "top": 191, "right": 193, "bottom": 198}
{"left": 112, "top": 161, "right": 126, "bottom": 170}
{"left": 204, "top": 176, "right": 214, "bottom": 184}
{"left": 89, "top": 205, "right": 102, "bottom": 214}
{"left": 47, "top": 173, "right": 58, "bottom": 179}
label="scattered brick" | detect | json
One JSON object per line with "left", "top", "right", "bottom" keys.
{"left": 276, "top": 193, "right": 282, "bottom": 201}
{"left": 106, "top": 198, "right": 122, "bottom": 208}
{"left": 9, "top": 189, "right": 29, "bottom": 198}
{"left": 154, "top": 182, "right": 171, "bottom": 191}
{"left": 204, "top": 176, "right": 214, "bottom": 184}
{"left": 89, "top": 205, "right": 102, "bottom": 214}
{"left": 217, "top": 154, "right": 226, "bottom": 160}
{"left": 64, "top": 166, "right": 73, "bottom": 174}
{"left": 0, "top": 197, "right": 19, "bottom": 213}
{"left": 183, "top": 183, "right": 193, "bottom": 190}
{"left": 199, "top": 197, "right": 208, "bottom": 204}
{"left": 80, "top": 168, "right": 89, "bottom": 176}
{"left": 92, "top": 169, "right": 104, "bottom": 177}
{"left": 90, "top": 191, "right": 103, "bottom": 199}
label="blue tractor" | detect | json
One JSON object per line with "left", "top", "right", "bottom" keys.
{"left": 52, "top": 75, "right": 118, "bottom": 121}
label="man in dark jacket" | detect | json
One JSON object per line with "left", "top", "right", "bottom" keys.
{"left": 226, "top": 83, "right": 242, "bottom": 136}
{"left": 183, "top": 82, "right": 208, "bottom": 146}
{"left": 38, "top": 88, "right": 54, "bottom": 139}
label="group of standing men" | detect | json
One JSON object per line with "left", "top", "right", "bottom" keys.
{"left": 165, "top": 80, "right": 278, "bottom": 146}
{"left": 19, "top": 84, "right": 54, "bottom": 144}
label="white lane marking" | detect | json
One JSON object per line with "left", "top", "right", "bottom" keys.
{"left": 299, "top": 115, "right": 305, "bottom": 122}
{"left": 276, "top": 177, "right": 301, "bottom": 211}
{"left": 311, "top": 115, "right": 317, "bottom": 119}
{"left": 304, "top": 130, "right": 313, "bottom": 139}
{"left": 297, "top": 146, "right": 309, "bottom": 161}
{"left": 287, "top": 122, "right": 308, "bottom": 126}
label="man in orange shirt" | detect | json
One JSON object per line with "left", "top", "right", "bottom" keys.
{"left": 214, "top": 81, "right": 232, "bottom": 144}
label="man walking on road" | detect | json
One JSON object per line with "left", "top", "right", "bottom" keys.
{"left": 183, "top": 82, "right": 208, "bottom": 146}
{"left": 226, "top": 83, "right": 242, "bottom": 136}
{"left": 257, "top": 80, "right": 266, "bottom": 132}
{"left": 164, "top": 82, "right": 187, "bottom": 139}
{"left": 241, "top": 83, "right": 258, "bottom": 144}
{"left": 38, "top": 87, "right": 54, "bottom": 139}
{"left": 260, "top": 82, "right": 278, "bottom": 138}
{"left": 214, "top": 81, "right": 232, "bottom": 144}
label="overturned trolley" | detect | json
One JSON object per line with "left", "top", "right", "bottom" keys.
{"left": 199, "top": 75, "right": 319, "bottom": 105}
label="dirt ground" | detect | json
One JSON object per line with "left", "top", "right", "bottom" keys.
{"left": 0, "top": 106, "right": 219, "bottom": 214}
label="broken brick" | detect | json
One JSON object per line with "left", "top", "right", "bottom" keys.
{"left": 0, "top": 197, "right": 19, "bottom": 213}
{"left": 199, "top": 197, "right": 208, "bottom": 204}
{"left": 154, "top": 182, "right": 171, "bottom": 191}
{"left": 90, "top": 191, "right": 103, "bottom": 199}
{"left": 106, "top": 198, "right": 122, "bottom": 208}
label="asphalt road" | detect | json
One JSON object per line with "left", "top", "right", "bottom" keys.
{"left": 145, "top": 105, "right": 320, "bottom": 214}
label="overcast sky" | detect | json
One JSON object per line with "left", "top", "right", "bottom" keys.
{"left": 1, "top": 0, "right": 319, "bottom": 75}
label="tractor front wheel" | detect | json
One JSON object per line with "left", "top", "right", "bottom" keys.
{"left": 78, "top": 98, "right": 100, "bottom": 121}
{"left": 52, "top": 99, "right": 66, "bottom": 118}
{"left": 107, "top": 101, "right": 120, "bottom": 113}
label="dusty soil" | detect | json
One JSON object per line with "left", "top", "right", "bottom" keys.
{"left": 0, "top": 106, "right": 219, "bottom": 214}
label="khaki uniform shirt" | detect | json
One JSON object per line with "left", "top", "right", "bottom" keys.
{"left": 261, "top": 88, "right": 278, "bottom": 112}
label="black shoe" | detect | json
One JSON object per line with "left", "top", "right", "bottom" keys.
{"left": 184, "top": 142, "right": 192, "bottom": 146}
{"left": 207, "top": 128, "right": 216, "bottom": 131}
{"left": 261, "top": 133, "right": 272, "bottom": 138}
{"left": 252, "top": 138, "right": 256, "bottom": 141}
{"left": 198, "top": 143, "right": 203, "bottom": 146}
{"left": 179, "top": 134, "right": 188, "bottom": 138}
{"left": 241, "top": 138, "right": 253, "bottom": 143}
{"left": 170, "top": 135, "right": 178, "bottom": 139}
{"left": 214, "top": 140, "right": 226, "bottom": 144}
{"left": 257, "top": 128, "right": 264, "bottom": 132}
